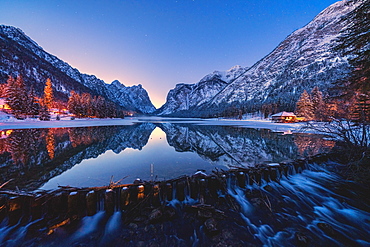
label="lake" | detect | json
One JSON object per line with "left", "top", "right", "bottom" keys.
{"left": 1, "top": 120, "right": 370, "bottom": 246}
{"left": 0, "top": 121, "right": 334, "bottom": 191}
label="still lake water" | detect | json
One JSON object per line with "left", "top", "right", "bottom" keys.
{"left": 2, "top": 121, "right": 370, "bottom": 246}
{"left": 0, "top": 121, "right": 334, "bottom": 191}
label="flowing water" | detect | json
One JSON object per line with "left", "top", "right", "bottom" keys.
{"left": 227, "top": 164, "right": 370, "bottom": 246}
{"left": 0, "top": 121, "right": 369, "bottom": 246}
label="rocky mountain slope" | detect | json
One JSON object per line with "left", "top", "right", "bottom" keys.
{"left": 106, "top": 81, "right": 156, "bottom": 114}
{"left": 157, "top": 0, "right": 361, "bottom": 117}
{"left": 157, "top": 65, "right": 248, "bottom": 116}
{"left": 0, "top": 25, "right": 156, "bottom": 114}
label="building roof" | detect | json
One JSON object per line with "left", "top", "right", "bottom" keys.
{"left": 271, "top": 111, "right": 296, "bottom": 117}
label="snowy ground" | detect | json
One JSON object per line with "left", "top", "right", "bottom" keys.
{"left": 0, "top": 112, "right": 304, "bottom": 133}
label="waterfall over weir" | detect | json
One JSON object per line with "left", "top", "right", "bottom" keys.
{"left": 1, "top": 155, "right": 370, "bottom": 246}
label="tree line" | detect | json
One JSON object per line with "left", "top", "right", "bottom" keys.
{"left": 295, "top": 87, "right": 327, "bottom": 121}
{"left": 1, "top": 75, "right": 124, "bottom": 120}
{"left": 295, "top": 86, "right": 370, "bottom": 123}
{"left": 67, "top": 91, "right": 120, "bottom": 118}
{"left": 3, "top": 75, "right": 43, "bottom": 119}
{"left": 296, "top": 0, "right": 369, "bottom": 124}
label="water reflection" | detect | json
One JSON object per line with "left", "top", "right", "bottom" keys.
{"left": 0, "top": 124, "right": 155, "bottom": 191}
{"left": 0, "top": 123, "right": 335, "bottom": 191}
{"left": 160, "top": 124, "right": 334, "bottom": 166}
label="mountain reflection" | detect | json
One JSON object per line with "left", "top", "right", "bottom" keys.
{"left": 0, "top": 124, "right": 156, "bottom": 190}
{"left": 0, "top": 123, "right": 335, "bottom": 191}
{"left": 158, "top": 124, "right": 335, "bottom": 167}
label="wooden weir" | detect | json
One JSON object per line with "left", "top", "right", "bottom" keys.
{"left": 0, "top": 154, "right": 328, "bottom": 232}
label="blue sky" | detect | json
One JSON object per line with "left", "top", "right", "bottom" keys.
{"left": 1, "top": 0, "right": 339, "bottom": 107}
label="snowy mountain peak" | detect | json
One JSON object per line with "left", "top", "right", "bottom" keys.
{"left": 224, "top": 65, "right": 248, "bottom": 82}
{"left": 0, "top": 25, "right": 156, "bottom": 114}
{"left": 157, "top": 65, "right": 248, "bottom": 115}
{"left": 111, "top": 80, "right": 125, "bottom": 88}
{"left": 228, "top": 65, "right": 242, "bottom": 71}
{"left": 0, "top": 25, "right": 43, "bottom": 51}
{"left": 157, "top": 0, "right": 361, "bottom": 117}
{"left": 200, "top": 65, "right": 248, "bottom": 84}
{"left": 107, "top": 81, "right": 156, "bottom": 113}
{"left": 311, "top": 0, "right": 355, "bottom": 23}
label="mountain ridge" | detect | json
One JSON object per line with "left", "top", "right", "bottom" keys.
{"left": 0, "top": 25, "right": 156, "bottom": 114}
{"left": 157, "top": 0, "right": 361, "bottom": 117}
{"left": 157, "top": 65, "right": 249, "bottom": 115}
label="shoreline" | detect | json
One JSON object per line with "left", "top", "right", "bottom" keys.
{"left": 0, "top": 116, "right": 304, "bottom": 133}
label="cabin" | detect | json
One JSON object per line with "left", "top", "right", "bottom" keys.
{"left": 271, "top": 111, "right": 297, "bottom": 123}
{"left": 0, "top": 98, "right": 10, "bottom": 111}
{"left": 0, "top": 129, "right": 12, "bottom": 139}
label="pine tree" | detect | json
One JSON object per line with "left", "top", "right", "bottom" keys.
{"left": 0, "top": 83, "right": 7, "bottom": 97}
{"left": 43, "top": 78, "right": 53, "bottom": 110}
{"left": 80, "top": 92, "right": 92, "bottom": 117}
{"left": 353, "top": 94, "right": 370, "bottom": 123}
{"left": 27, "top": 86, "right": 40, "bottom": 118}
{"left": 95, "top": 96, "right": 107, "bottom": 118}
{"left": 6, "top": 75, "right": 28, "bottom": 119}
{"left": 17, "top": 75, "right": 29, "bottom": 114}
{"left": 39, "top": 104, "right": 51, "bottom": 121}
{"left": 295, "top": 90, "right": 314, "bottom": 121}
{"left": 334, "top": 0, "right": 370, "bottom": 97}
{"left": 68, "top": 91, "right": 81, "bottom": 117}
{"left": 5, "top": 75, "right": 16, "bottom": 106}
{"left": 311, "top": 87, "right": 326, "bottom": 121}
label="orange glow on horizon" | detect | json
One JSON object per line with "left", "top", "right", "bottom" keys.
{"left": 148, "top": 127, "right": 166, "bottom": 142}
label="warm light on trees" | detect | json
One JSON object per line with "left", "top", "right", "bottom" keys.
{"left": 295, "top": 90, "right": 314, "bottom": 121}
{"left": 46, "top": 129, "right": 55, "bottom": 159}
{"left": 311, "top": 87, "right": 327, "bottom": 121}
{"left": 4, "top": 74, "right": 123, "bottom": 120}
{"left": 334, "top": 0, "right": 369, "bottom": 98}
{"left": 68, "top": 91, "right": 81, "bottom": 116}
{"left": 43, "top": 78, "right": 53, "bottom": 110}
{"left": 332, "top": 0, "right": 369, "bottom": 124}
{"left": 353, "top": 94, "right": 370, "bottom": 123}
{"left": 67, "top": 91, "right": 121, "bottom": 118}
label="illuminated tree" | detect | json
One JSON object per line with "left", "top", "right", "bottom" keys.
{"left": 0, "top": 83, "right": 7, "bottom": 97}
{"left": 46, "top": 129, "right": 55, "bottom": 159}
{"left": 80, "top": 92, "right": 93, "bottom": 117}
{"left": 43, "top": 78, "right": 53, "bottom": 110}
{"left": 295, "top": 90, "right": 314, "bottom": 121}
{"left": 67, "top": 90, "right": 120, "bottom": 118}
{"left": 353, "top": 94, "right": 370, "bottom": 123}
{"left": 68, "top": 91, "right": 81, "bottom": 116}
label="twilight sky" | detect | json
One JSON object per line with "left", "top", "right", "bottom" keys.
{"left": 1, "top": 0, "right": 338, "bottom": 108}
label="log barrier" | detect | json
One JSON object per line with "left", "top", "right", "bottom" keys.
{"left": 0, "top": 154, "right": 328, "bottom": 230}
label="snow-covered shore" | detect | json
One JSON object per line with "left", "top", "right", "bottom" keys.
{"left": 0, "top": 112, "right": 304, "bottom": 133}
{"left": 0, "top": 116, "right": 139, "bottom": 129}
